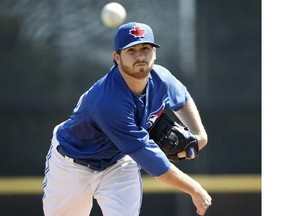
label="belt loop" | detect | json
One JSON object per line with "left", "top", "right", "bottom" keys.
{"left": 57, "top": 145, "right": 73, "bottom": 163}
{"left": 64, "top": 155, "right": 74, "bottom": 163}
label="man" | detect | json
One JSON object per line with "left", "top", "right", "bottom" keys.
{"left": 42, "top": 22, "right": 212, "bottom": 216}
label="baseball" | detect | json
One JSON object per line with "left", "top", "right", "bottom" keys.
{"left": 100, "top": 2, "right": 127, "bottom": 28}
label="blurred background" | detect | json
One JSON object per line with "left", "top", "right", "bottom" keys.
{"left": 0, "top": 0, "right": 261, "bottom": 215}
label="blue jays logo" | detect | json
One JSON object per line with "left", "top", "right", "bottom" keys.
{"left": 146, "top": 103, "right": 165, "bottom": 128}
{"left": 129, "top": 25, "right": 147, "bottom": 38}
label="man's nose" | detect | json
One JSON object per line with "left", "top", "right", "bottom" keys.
{"left": 135, "top": 51, "right": 145, "bottom": 60}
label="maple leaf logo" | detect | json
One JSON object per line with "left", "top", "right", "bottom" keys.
{"left": 129, "top": 26, "right": 147, "bottom": 38}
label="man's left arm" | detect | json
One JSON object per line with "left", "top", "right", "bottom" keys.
{"left": 174, "top": 98, "right": 208, "bottom": 151}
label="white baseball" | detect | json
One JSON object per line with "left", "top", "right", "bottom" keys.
{"left": 100, "top": 2, "right": 127, "bottom": 28}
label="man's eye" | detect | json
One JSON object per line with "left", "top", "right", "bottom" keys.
{"left": 127, "top": 49, "right": 135, "bottom": 53}
{"left": 142, "top": 47, "right": 150, "bottom": 51}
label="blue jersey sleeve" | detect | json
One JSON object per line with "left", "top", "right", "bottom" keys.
{"left": 129, "top": 140, "right": 171, "bottom": 176}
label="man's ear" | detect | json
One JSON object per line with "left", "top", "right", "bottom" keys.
{"left": 113, "top": 51, "right": 120, "bottom": 63}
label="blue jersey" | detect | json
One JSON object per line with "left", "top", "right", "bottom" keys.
{"left": 56, "top": 64, "right": 191, "bottom": 176}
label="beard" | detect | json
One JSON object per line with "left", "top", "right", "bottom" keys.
{"left": 119, "top": 60, "right": 153, "bottom": 80}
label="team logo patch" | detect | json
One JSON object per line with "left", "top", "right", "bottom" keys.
{"left": 146, "top": 103, "right": 165, "bottom": 128}
{"left": 129, "top": 25, "right": 147, "bottom": 38}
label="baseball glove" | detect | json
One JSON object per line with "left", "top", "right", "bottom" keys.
{"left": 148, "top": 112, "right": 199, "bottom": 162}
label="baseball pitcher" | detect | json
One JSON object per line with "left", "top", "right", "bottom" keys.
{"left": 42, "top": 22, "right": 212, "bottom": 216}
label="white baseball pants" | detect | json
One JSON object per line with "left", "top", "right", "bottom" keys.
{"left": 42, "top": 127, "right": 143, "bottom": 216}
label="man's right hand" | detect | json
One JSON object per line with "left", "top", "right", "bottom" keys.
{"left": 156, "top": 164, "right": 212, "bottom": 215}
{"left": 190, "top": 184, "right": 212, "bottom": 215}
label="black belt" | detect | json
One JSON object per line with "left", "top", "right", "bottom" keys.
{"left": 57, "top": 145, "right": 92, "bottom": 169}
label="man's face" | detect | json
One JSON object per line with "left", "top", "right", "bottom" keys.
{"left": 115, "top": 43, "right": 156, "bottom": 80}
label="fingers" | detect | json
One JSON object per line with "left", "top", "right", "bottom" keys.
{"left": 191, "top": 185, "right": 212, "bottom": 215}
{"left": 177, "top": 150, "right": 186, "bottom": 158}
{"left": 197, "top": 210, "right": 205, "bottom": 216}
{"left": 196, "top": 198, "right": 212, "bottom": 215}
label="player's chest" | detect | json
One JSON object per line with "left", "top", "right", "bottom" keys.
{"left": 132, "top": 93, "right": 166, "bottom": 129}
